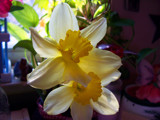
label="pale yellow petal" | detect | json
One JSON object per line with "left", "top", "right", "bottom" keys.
{"left": 71, "top": 101, "right": 93, "bottom": 120}
{"left": 91, "top": 88, "right": 119, "bottom": 115}
{"left": 102, "top": 71, "right": 121, "bottom": 86}
{"left": 49, "top": 3, "right": 79, "bottom": 42}
{"left": 79, "top": 48, "right": 122, "bottom": 82}
{"left": 63, "top": 60, "right": 91, "bottom": 87}
{"left": 81, "top": 18, "right": 107, "bottom": 46}
{"left": 30, "top": 27, "right": 61, "bottom": 58}
{"left": 44, "top": 86, "right": 74, "bottom": 115}
{"left": 27, "top": 57, "right": 65, "bottom": 89}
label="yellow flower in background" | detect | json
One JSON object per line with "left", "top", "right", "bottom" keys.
{"left": 27, "top": 2, "right": 121, "bottom": 91}
{"left": 44, "top": 72, "right": 119, "bottom": 120}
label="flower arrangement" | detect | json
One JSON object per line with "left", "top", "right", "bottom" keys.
{"left": 27, "top": 3, "right": 122, "bottom": 120}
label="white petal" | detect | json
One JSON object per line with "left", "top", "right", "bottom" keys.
{"left": 27, "top": 57, "right": 65, "bottom": 89}
{"left": 81, "top": 18, "right": 107, "bottom": 46}
{"left": 30, "top": 27, "right": 61, "bottom": 58}
{"left": 49, "top": 3, "right": 79, "bottom": 42}
{"left": 44, "top": 86, "right": 74, "bottom": 115}
{"left": 71, "top": 101, "right": 93, "bottom": 120}
{"left": 79, "top": 48, "right": 122, "bottom": 82}
{"left": 91, "top": 88, "right": 119, "bottom": 115}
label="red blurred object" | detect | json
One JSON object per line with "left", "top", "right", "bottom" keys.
{"left": 136, "top": 60, "right": 160, "bottom": 103}
{"left": 136, "top": 84, "right": 160, "bottom": 103}
{"left": 136, "top": 84, "right": 153, "bottom": 100}
{"left": 153, "top": 64, "right": 160, "bottom": 76}
{"left": 126, "top": 85, "right": 140, "bottom": 98}
{"left": 97, "top": 44, "right": 124, "bottom": 58}
{"left": 19, "top": 58, "right": 32, "bottom": 81}
{"left": 0, "top": 0, "right": 13, "bottom": 18}
{"left": 147, "top": 85, "right": 160, "bottom": 103}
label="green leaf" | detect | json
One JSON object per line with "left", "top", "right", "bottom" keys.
{"left": 13, "top": 40, "right": 37, "bottom": 56}
{"left": 91, "top": 0, "right": 101, "bottom": 4}
{"left": 136, "top": 48, "right": 157, "bottom": 64}
{"left": 0, "top": 19, "right": 4, "bottom": 25}
{"left": 7, "top": 22, "right": 29, "bottom": 41}
{"left": 76, "top": 16, "right": 90, "bottom": 25}
{"left": 33, "top": 0, "right": 49, "bottom": 10}
{"left": 10, "top": 5, "right": 24, "bottom": 12}
{"left": 45, "top": 22, "right": 49, "bottom": 36}
{"left": 11, "top": 3, "right": 39, "bottom": 30}
{"left": 109, "top": 19, "right": 134, "bottom": 27}
{"left": 93, "top": 4, "right": 107, "bottom": 18}
{"left": 65, "top": 0, "right": 76, "bottom": 8}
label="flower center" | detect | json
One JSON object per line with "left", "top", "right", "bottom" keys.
{"left": 72, "top": 72, "right": 102, "bottom": 105}
{"left": 58, "top": 30, "right": 93, "bottom": 63}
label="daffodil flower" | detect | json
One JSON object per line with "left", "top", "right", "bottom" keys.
{"left": 27, "top": 3, "right": 121, "bottom": 89}
{"left": 44, "top": 72, "right": 119, "bottom": 120}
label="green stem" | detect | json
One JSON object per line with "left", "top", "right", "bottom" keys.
{"left": 31, "top": 53, "right": 37, "bottom": 69}
{"left": 24, "top": 49, "right": 30, "bottom": 63}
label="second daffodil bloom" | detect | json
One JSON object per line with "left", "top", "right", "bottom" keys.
{"left": 27, "top": 2, "right": 122, "bottom": 89}
{"left": 44, "top": 72, "right": 119, "bottom": 120}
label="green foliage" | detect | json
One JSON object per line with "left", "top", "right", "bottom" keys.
{"left": 93, "top": 4, "right": 107, "bottom": 18}
{"left": 13, "top": 40, "right": 37, "bottom": 56}
{"left": 10, "top": 5, "right": 24, "bottom": 12}
{"left": 109, "top": 18, "right": 134, "bottom": 27}
{"left": 108, "top": 12, "right": 134, "bottom": 27}
{"left": 74, "top": 0, "right": 86, "bottom": 10}
{"left": 7, "top": 22, "right": 29, "bottom": 41}
{"left": 136, "top": 48, "right": 157, "bottom": 64}
{"left": 91, "top": 0, "right": 101, "bottom": 4}
{"left": 65, "top": 0, "right": 76, "bottom": 8}
{"left": 45, "top": 22, "right": 49, "bottom": 36}
{"left": 33, "top": 0, "right": 49, "bottom": 10}
{"left": 11, "top": 2, "right": 39, "bottom": 30}
{"left": 106, "top": 11, "right": 135, "bottom": 47}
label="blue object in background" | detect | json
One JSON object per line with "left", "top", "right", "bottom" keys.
{"left": 0, "top": 24, "right": 3, "bottom": 75}
{"left": 4, "top": 18, "right": 9, "bottom": 73}
{"left": 0, "top": 18, "right": 10, "bottom": 77}
{"left": 0, "top": 42, "right": 3, "bottom": 74}
{"left": 13, "top": 61, "right": 21, "bottom": 77}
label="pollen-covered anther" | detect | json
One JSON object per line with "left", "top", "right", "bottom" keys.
{"left": 73, "top": 72, "right": 102, "bottom": 105}
{"left": 59, "top": 30, "right": 93, "bottom": 63}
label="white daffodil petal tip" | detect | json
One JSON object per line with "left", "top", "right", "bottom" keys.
{"left": 91, "top": 88, "right": 119, "bottom": 115}
{"left": 44, "top": 86, "right": 74, "bottom": 115}
{"left": 81, "top": 17, "right": 107, "bottom": 47}
{"left": 49, "top": 2, "right": 79, "bottom": 42}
